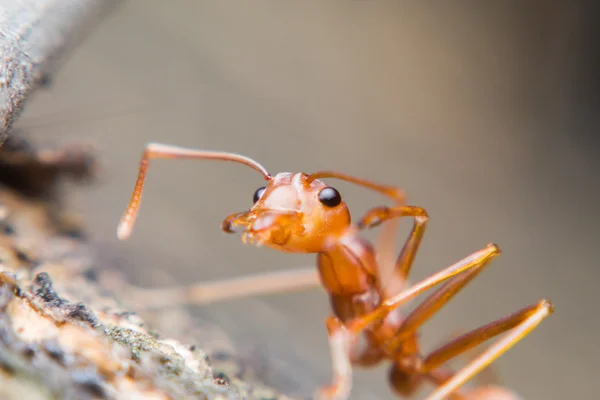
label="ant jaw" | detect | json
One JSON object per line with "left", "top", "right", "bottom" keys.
{"left": 221, "top": 212, "right": 249, "bottom": 234}
{"left": 221, "top": 209, "right": 301, "bottom": 248}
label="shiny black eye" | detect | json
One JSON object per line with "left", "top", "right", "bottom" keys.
{"left": 318, "top": 187, "right": 341, "bottom": 207}
{"left": 253, "top": 186, "right": 266, "bottom": 203}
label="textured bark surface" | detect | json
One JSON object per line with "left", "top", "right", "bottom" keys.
{"left": 0, "top": 137, "right": 295, "bottom": 400}
{"left": 0, "top": 0, "right": 122, "bottom": 145}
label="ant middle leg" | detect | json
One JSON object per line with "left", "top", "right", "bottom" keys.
{"left": 314, "top": 316, "right": 354, "bottom": 400}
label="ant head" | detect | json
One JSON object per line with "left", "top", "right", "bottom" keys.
{"left": 119, "top": 145, "right": 398, "bottom": 250}
{"left": 222, "top": 172, "right": 351, "bottom": 253}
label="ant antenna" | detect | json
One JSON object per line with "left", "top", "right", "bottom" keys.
{"left": 117, "top": 142, "right": 271, "bottom": 240}
{"left": 307, "top": 170, "right": 405, "bottom": 202}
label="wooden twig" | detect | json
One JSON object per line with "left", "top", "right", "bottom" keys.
{"left": 0, "top": 0, "right": 123, "bottom": 145}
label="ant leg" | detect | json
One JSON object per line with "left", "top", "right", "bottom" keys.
{"left": 423, "top": 300, "right": 553, "bottom": 400}
{"left": 314, "top": 316, "right": 353, "bottom": 400}
{"left": 384, "top": 244, "right": 497, "bottom": 349}
{"left": 342, "top": 243, "right": 551, "bottom": 399}
{"left": 346, "top": 243, "right": 500, "bottom": 335}
{"left": 306, "top": 171, "right": 416, "bottom": 294}
{"left": 356, "top": 205, "right": 428, "bottom": 296}
{"left": 117, "top": 266, "right": 320, "bottom": 309}
{"left": 381, "top": 259, "right": 517, "bottom": 398}
{"left": 313, "top": 245, "right": 499, "bottom": 400}
{"left": 430, "top": 329, "right": 500, "bottom": 387}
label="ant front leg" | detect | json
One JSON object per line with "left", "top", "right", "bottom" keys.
{"left": 118, "top": 266, "right": 321, "bottom": 309}
{"left": 314, "top": 317, "right": 354, "bottom": 400}
{"left": 357, "top": 204, "right": 429, "bottom": 297}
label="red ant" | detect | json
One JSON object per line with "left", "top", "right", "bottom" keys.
{"left": 117, "top": 143, "right": 554, "bottom": 400}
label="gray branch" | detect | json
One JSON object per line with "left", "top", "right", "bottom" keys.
{"left": 0, "top": 0, "right": 123, "bottom": 145}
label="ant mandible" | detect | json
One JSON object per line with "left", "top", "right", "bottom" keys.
{"left": 117, "top": 143, "right": 554, "bottom": 400}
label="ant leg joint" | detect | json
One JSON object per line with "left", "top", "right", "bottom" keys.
{"left": 539, "top": 299, "right": 555, "bottom": 314}
{"left": 486, "top": 243, "right": 501, "bottom": 255}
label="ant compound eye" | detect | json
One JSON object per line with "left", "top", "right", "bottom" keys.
{"left": 318, "top": 187, "right": 342, "bottom": 207}
{"left": 253, "top": 187, "right": 266, "bottom": 204}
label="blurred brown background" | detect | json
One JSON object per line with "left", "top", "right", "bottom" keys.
{"left": 14, "top": 2, "right": 598, "bottom": 399}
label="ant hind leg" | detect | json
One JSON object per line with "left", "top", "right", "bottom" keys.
{"left": 423, "top": 300, "right": 553, "bottom": 400}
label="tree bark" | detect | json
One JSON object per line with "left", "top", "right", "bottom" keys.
{"left": 0, "top": 137, "right": 295, "bottom": 400}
